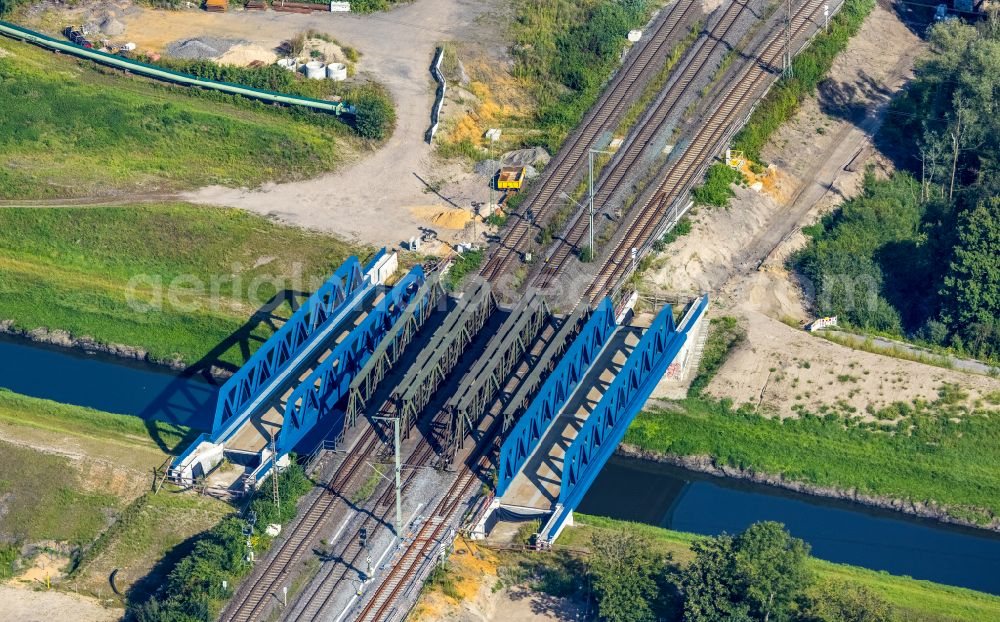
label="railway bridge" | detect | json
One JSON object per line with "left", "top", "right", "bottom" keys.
{"left": 169, "top": 248, "right": 707, "bottom": 622}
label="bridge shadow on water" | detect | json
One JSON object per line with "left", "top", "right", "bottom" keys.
{"left": 141, "top": 289, "right": 311, "bottom": 456}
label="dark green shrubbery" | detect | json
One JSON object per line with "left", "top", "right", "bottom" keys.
{"left": 129, "top": 464, "right": 313, "bottom": 622}
{"left": 691, "top": 163, "right": 744, "bottom": 207}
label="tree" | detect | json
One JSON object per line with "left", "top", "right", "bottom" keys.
{"left": 801, "top": 580, "right": 896, "bottom": 622}
{"left": 679, "top": 522, "right": 811, "bottom": 622}
{"left": 940, "top": 198, "right": 1000, "bottom": 358}
{"left": 589, "top": 527, "right": 664, "bottom": 622}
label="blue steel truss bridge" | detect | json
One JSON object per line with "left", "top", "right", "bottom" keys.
{"left": 165, "top": 247, "right": 708, "bottom": 622}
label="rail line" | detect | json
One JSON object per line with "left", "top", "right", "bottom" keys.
{"left": 585, "top": 0, "right": 833, "bottom": 301}
{"left": 330, "top": 321, "right": 559, "bottom": 622}
{"left": 224, "top": 423, "right": 385, "bottom": 622}
{"left": 287, "top": 417, "right": 440, "bottom": 620}
{"left": 478, "top": 0, "right": 699, "bottom": 283}
{"left": 533, "top": 0, "right": 754, "bottom": 288}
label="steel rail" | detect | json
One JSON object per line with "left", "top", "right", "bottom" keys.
{"left": 533, "top": 0, "right": 754, "bottom": 286}
{"left": 478, "top": 0, "right": 700, "bottom": 283}
{"left": 586, "top": 0, "right": 832, "bottom": 300}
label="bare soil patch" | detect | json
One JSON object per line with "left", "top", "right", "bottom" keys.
{"left": 632, "top": 6, "right": 997, "bottom": 418}
{"left": 705, "top": 310, "right": 1000, "bottom": 419}
{"left": 0, "top": 585, "right": 120, "bottom": 622}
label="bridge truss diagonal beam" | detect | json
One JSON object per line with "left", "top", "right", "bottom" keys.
{"left": 211, "top": 251, "right": 377, "bottom": 440}
{"left": 346, "top": 272, "right": 445, "bottom": 428}
{"left": 276, "top": 266, "right": 428, "bottom": 457}
{"left": 499, "top": 303, "right": 589, "bottom": 436}
{"left": 444, "top": 291, "right": 551, "bottom": 461}
{"left": 496, "top": 298, "right": 618, "bottom": 496}
{"left": 543, "top": 295, "right": 709, "bottom": 541}
{"left": 395, "top": 279, "right": 498, "bottom": 437}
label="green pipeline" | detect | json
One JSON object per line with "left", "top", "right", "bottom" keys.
{"left": 0, "top": 19, "right": 354, "bottom": 116}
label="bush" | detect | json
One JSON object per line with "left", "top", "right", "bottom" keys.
{"left": 129, "top": 464, "right": 313, "bottom": 620}
{"left": 348, "top": 85, "right": 396, "bottom": 140}
{"left": 692, "top": 164, "right": 744, "bottom": 207}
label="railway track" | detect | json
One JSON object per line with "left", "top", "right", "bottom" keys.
{"left": 353, "top": 452, "right": 484, "bottom": 622}
{"left": 478, "top": 0, "right": 699, "bottom": 283}
{"left": 584, "top": 0, "right": 834, "bottom": 301}
{"left": 533, "top": 0, "right": 754, "bottom": 288}
{"left": 224, "top": 423, "right": 387, "bottom": 622}
{"left": 328, "top": 322, "right": 559, "bottom": 622}
{"left": 286, "top": 418, "right": 440, "bottom": 621}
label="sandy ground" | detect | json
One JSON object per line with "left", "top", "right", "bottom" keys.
{"left": 646, "top": 4, "right": 921, "bottom": 303}
{"left": 410, "top": 539, "right": 589, "bottom": 622}
{"left": 116, "top": 1, "right": 494, "bottom": 249}
{"left": 0, "top": 585, "right": 121, "bottom": 622}
{"left": 705, "top": 310, "right": 1000, "bottom": 419}
{"left": 22, "top": 0, "right": 500, "bottom": 249}
{"left": 631, "top": 6, "right": 1000, "bottom": 418}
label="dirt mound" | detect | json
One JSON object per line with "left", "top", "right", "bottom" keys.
{"left": 166, "top": 37, "right": 244, "bottom": 60}
{"left": 100, "top": 17, "right": 125, "bottom": 36}
{"left": 410, "top": 205, "right": 473, "bottom": 229}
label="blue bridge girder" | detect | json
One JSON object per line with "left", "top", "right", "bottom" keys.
{"left": 211, "top": 252, "right": 378, "bottom": 443}
{"left": 543, "top": 295, "right": 709, "bottom": 539}
{"left": 496, "top": 298, "right": 618, "bottom": 497}
{"left": 276, "top": 266, "right": 427, "bottom": 456}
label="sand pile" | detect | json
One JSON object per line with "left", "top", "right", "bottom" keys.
{"left": 410, "top": 205, "right": 473, "bottom": 229}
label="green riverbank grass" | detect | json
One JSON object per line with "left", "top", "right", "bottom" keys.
{"left": 0, "top": 438, "right": 119, "bottom": 545}
{"left": 0, "top": 35, "right": 359, "bottom": 199}
{"left": 560, "top": 514, "right": 1000, "bottom": 622}
{"left": 0, "top": 204, "right": 369, "bottom": 367}
{"left": 627, "top": 395, "right": 1000, "bottom": 524}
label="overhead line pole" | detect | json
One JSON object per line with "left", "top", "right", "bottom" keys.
{"left": 372, "top": 416, "right": 403, "bottom": 548}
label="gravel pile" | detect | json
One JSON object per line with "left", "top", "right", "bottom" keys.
{"left": 165, "top": 37, "right": 246, "bottom": 60}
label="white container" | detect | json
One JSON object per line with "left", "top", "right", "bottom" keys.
{"left": 304, "top": 61, "right": 326, "bottom": 80}
{"left": 326, "top": 62, "right": 347, "bottom": 81}
{"left": 277, "top": 58, "right": 297, "bottom": 72}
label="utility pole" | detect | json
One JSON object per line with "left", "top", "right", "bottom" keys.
{"left": 373, "top": 416, "right": 403, "bottom": 547}
{"left": 269, "top": 429, "right": 280, "bottom": 509}
{"left": 824, "top": 3, "right": 830, "bottom": 33}
{"left": 784, "top": 0, "right": 793, "bottom": 78}
{"left": 588, "top": 148, "right": 615, "bottom": 260}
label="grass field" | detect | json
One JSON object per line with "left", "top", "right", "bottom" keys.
{"left": 0, "top": 36, "right": 361, "bottom": 199}
{"left": 0, "top": 438, "right": 120, "bottom": 546}
{"left": 560, "top": 514, "right": 1000, "bottom": 622}
{"left": 69, "top": 491, "right": 231, "bottom": 602}
{"left": 0, "top": 204, "right": 370, "bottom": 367}
{"left": 0, "top": 389, "right": 219, "bottom": 585}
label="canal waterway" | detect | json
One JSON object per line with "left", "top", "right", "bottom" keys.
{"left": 3, "top": 333, "right": 1000, "bottom": 595}
{"left": 0, "top": 332, "right": 217, "bottom": 430}
{"left": 579, "top": 455, "right": 1000, "bottom": 595}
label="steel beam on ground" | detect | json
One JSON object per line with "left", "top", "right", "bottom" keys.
{"left": 444, "top": 292, "right": 550, "bottom": 460}
{"left": 496, "top": 298, "right": 617, "bottom": 496}
{"left": 346, "top": 272, "right": 445, "bottom": 428}
{"left": 394, "top": 280, "right": 497, "bottom": 437}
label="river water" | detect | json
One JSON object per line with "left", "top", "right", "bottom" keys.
{"left": 0, "top": 333, "right": 217, "bottom": 430}
{"left": 3, "top": 333, "right": 1000, "bottom": 594}
{"left": 579, "top": 455, "right": 1000, "bottom": 595}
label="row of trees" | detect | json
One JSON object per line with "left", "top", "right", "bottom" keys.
{"left": 588, "top": 522, "right": 895, "bottom": 622}
{"left": 796, "top": 16, "right": 1000, "bottom": 361}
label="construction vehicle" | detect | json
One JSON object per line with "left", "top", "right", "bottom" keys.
{"left": 496, "top": 166, "right": 525, "bottom": 191}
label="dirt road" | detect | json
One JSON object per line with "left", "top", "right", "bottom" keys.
{"left": 91, "top": 0, "right": 495, "bottom": 247}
